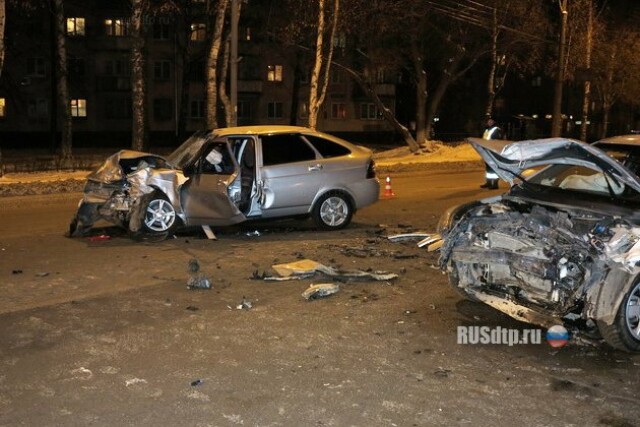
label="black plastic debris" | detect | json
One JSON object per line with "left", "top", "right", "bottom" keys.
{"left": 185, "top": 305, "right": 199, "bottom": 311}
{"left": 11, "top": 269, "right": 22, "bottom": 274}
{"left": 190, "top": 379, "right": 204, "bottom": 387}
{"left": 187, "top": 258, "right": 212, "bottom": 290}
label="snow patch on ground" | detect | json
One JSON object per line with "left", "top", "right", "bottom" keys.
{"left": 373, "top": 142, "right": 481, "bottom": 166}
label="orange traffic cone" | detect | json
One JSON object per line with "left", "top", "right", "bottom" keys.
{"left": 383, "top": 175, "right": 395, "bottom": 198}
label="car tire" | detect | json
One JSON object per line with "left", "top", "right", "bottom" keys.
{"left": 312, "top": 191, "right": 353, "bottom": 230}
{"left": 598, "top": 279, "right": 640, "bottom": 352}
{"left": 141, "top": 192, "right": 179, "bottom": 236}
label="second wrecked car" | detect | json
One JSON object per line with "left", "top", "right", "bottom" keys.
{"left": 438, "top": 134, "right": 640, "bottom": 352}
{"left": 70, "top": 126, "right": 379, "bottom": 237}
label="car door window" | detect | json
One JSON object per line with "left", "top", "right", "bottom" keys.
{"left": 303, "top": 134, "right": 351, "bottom": 158}
{"left": 198, "top": 142, "right": 236, "bottom": 174}
{"left": 261, "top": 134, "right": 317, "bottom": 166}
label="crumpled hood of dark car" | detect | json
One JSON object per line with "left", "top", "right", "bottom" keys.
{"left": 467, "top": 137, "right": 640, "bottom": 193}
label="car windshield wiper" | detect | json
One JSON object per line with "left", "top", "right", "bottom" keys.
{"left": 495, "top": 166, "right": 536, "bottom": 190}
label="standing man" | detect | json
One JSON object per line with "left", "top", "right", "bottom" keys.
{"left": 480, "top": 116, "right": 503, "bottom": 189}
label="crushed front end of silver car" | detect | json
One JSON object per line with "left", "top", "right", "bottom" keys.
{"left": 69, "top": 150, "right": 186, "bottom": 237}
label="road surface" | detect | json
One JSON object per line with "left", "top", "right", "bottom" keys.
{"left": 0, "top": 168, "right": 638, "bottom": 426}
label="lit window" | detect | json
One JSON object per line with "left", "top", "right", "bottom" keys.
{"left": 67, "top": 18, "right": 85, "bottom": 36}
{"left": 190, "top": 100, "right": 204, "bottom": 119}
{"left": 0, "top": 98, "right": 5, "bottom": 117}
{"left": 71, "top": 99, "right": 87, "bottom": 117}
{"left": 331, "top": 103, "right": 346, "bottom": 119}
{"left": 190, "top": 23, "right": 206, "bottom": 41}
{"left": 105, "top": 19, "right": 127, "bottom": 36}
{"left": 267, "top": 65, "right": 283, "bottom": 82}
{"left": 267, "top": 102, "right": 283, "bottom": 119}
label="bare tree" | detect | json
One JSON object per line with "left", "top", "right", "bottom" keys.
{"left": 131, "top": 0, "right": 147, "bottom": 151}
{"left": 52, "top": 0, "right": 72, "bottom": 163}
{"left": 0, "top": 0, "right": 5, "bottom": 78}
{"left": 308, "top": 0, "right": 339, "bottom": 130}
{"left": 206, "top": 0, "right": 228, "bottom": 129}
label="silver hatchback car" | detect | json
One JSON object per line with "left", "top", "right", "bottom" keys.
{"left": 70, "top": 126, "right": 379, "bottom": 237}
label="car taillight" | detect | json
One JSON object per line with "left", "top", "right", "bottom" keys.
{"left": 366, "top": 160, "right": 376, "bottom": 179}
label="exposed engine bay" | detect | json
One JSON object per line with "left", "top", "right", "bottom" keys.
{"left": 439, "top": 200, "right": 640, "bottom": 327}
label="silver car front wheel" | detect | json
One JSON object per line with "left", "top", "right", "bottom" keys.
{"left": 143, "top": 195, "right": 177, "bottom": 234}
{"left": 312, "top": 192, "right": 353, "bottom": 230}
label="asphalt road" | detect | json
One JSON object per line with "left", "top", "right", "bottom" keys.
{"left": 1, "top": 168, "right": 639, "bottom": 427}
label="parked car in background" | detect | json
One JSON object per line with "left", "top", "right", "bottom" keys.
{"left": 438, "top": 134, "right": 640, "bottom": 351}
{"left": 70, "top": 126, "right": 379, "bottom": 237}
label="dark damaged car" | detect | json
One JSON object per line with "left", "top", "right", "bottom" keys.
{"left": 70, "top": 126, "right": 379, "bottom": 237}
{"left": 438, "top": 134, "right": 640, "bottom": 351}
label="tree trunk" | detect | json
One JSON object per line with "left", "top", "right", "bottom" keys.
{"left": 0, "top": 0, "right": 5, "bottom": 79}
{"left": 131, "top": 0, "right": 146, "bottom": 151}
{"left": 206, "top": 0, "right": 228, "bottom": 129}
{"left": 485, "top": 6, "right": 498, "bottom": 117}
{"left": 219, "top": 0, "right": 242, "bottom": 127}
{"left": 551, "top": 0, "right": 568, "bottom": 137}
{"left": 219, "top": 33, "right": 233, "bottom": 127}
{"left": 579, "top": 0, "right": 593, "bottom": 141}
{"left": 308, "top": 0, "right": 327, "bottom": 130}
{"left": 425, "top": 50, "right": 465, "bottom": 140}
{"left": 335, "top": 63, "right": 419, "bottom": 152}
{"left": 53, "top": 0, "right": 72, "bottom": 164}
{"left": 411, "top": 44, "right": 428, "bottom": 145}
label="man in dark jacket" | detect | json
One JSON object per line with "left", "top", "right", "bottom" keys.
{"left": 480, "top": 117, "right": 503, "bottom": 189}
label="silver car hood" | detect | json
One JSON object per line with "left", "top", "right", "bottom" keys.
{"left": 87, "top": 150, "right": 169, "bottom": 183}
{"left": 467, "top": 137, "right": 640, "bottom": 193}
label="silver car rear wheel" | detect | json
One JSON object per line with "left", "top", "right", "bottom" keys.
{"left": 312, "top": 192, "right": 353, "bottom": 230}
{"left": 144, "top": 196, "right": 176, "bottom": 233}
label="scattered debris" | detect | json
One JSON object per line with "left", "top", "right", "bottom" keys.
{"left": 36, "top": 272, "right": 50, "bottom": 277}
{"left": 433, "top": 368, "right": 451, "bottom": 378}
{"left": 125, "top": 378, "right": 147, "bottom": 387}
{"left": 387, "top": 233, "right": 431, "bottom": 242}
{"left": 266, "top": 259, "right": 398, "bottom": 282}
{"left": 70, "top": 367, "right": 93, "bottom": 380}
{"left": 11, "top": 269, "right": 22, "bottom": 274}
{"left": 245, "top": 230, "right": 261, "bottom": 237}
{"left": 302, "top": 283, "right": 340, "bottom": 300}
{"left": 190, "top": 379, "right": 204, "bottom": 387}
{"left": 418, "top": 234, "right": 442, "bottom": 249}
{"left": 187, "top": 258, "right": 212, "bottom": 290}
{"left": 185, "top": 305, "right": 199, "bottom": 311}
{"left": 202, "top": 225, "right": 217, "bottom": 240}
{"left": 236, "top": 297, "right": 252, "bottom": 310}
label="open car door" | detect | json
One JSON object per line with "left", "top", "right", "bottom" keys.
{"left": 180, "top": 138, "right": 247, "bottom": 226}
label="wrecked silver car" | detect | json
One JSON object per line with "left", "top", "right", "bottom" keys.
{"left": 70, "top": 126, "right": 379, "bottom": 237}
{"left": 438, "top": 134, "right": 640, "bottom": 351}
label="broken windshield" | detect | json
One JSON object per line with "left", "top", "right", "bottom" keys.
{"left": 166, "top": 131, "right": 210, "bottom": 170}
